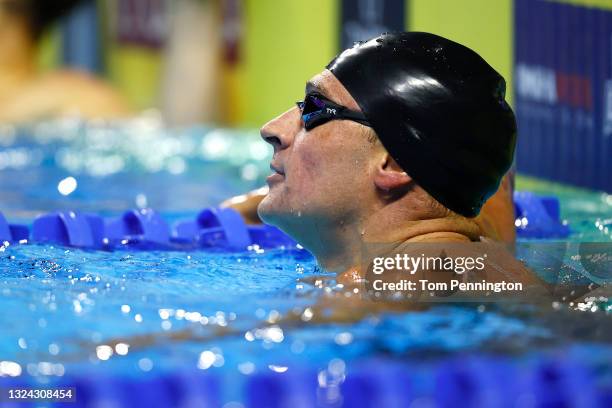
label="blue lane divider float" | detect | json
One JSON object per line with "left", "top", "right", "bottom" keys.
{"left": 0, "top": 212, "right": 29, "bottom": 243}
{"left": 32, "top": 211, "right": 102, "bottom": 248}
{"left": 105, "top": 209, "right": 171, "bottom": 249}
{"left": 173, "top": 207, "right": 252, "bottom": 249}
{"left": 0, "top": 207, "right": 297, "bottom": 251}
{"left": 0, "top": 191, "right": 569, "bottom": 250}
{"left": 0, "top": 212, "right": 10, "bottom": 242}
{"left": 172, "top": 207, "right": 295, "bottom": 250}
{"left": 513, "top": 191, "right": 570, "bottom": 239}
{"left": 172, "top": 207, "right": 296, "bottom": 250}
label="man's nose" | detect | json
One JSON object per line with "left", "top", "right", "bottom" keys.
{"left": 260, "top": 107, "right": 300, "bottom": 151}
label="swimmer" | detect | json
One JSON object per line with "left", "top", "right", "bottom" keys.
{"left": 223, "top": 32, "right": 530, "bottom": 285}
{"left": 0, "top": 0, "right": 131, "bottom": 124}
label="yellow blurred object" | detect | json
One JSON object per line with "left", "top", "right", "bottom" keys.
{"left": 36, "top": 27, "right": 61, "bottom": 72}
{"left": 409, "top": 0, "right": 513, "bottom": 105}
{"left": 106, "top": 45, "right": 162, "bottom": 111}
{"left": 235, "top": 0, "right": 339, "bottom": 127}
{"left": 222, "top": 64, "right": 244, "bottom": 125}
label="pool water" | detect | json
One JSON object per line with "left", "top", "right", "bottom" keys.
{"left": 0, "top": 118, "right": 610, "bottom": 407}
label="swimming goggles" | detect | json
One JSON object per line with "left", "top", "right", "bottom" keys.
{"left": 296, "top": 93, "right": 371, "bottom": 130}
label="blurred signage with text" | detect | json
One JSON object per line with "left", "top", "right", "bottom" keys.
{"left": 116, "top": 0, "right": 168, "bottom": 48}
{"left": 340, "top": 0, "right": 405, "bottom": 50}
{"left": 514, "top": 0, "right": 611, "bottom": 192}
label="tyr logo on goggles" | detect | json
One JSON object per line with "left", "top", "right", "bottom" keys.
{"left": 296, "top": 94, "right": 371, "bottom": 130}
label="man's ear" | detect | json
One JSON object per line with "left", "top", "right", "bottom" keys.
{"left": 373, "top": 155, "right": 412, "bottom": 191}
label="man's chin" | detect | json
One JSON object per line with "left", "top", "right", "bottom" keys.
{"left": 257, "top": 198, "right": 299, "bottom": 230}
{"left": 256, "top": 198, "right": 282, "bottom": 226}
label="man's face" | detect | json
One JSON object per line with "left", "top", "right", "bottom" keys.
{"left": 257, "top": 69, "right": 381, "bottom": 239}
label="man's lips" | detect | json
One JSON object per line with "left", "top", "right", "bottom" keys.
{"left": 267, "top": 163, "right": 285, "bottom": 184}
{"left": 269, "top": 163, "right": 285, "bottom": 176}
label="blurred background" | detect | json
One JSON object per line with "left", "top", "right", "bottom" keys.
{"left": 0, "top": 0, "right": 610, "bottom": 192}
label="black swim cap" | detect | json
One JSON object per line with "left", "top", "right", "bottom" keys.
{"left": 327, "top": 32, "right": 516, "bottom": 217}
